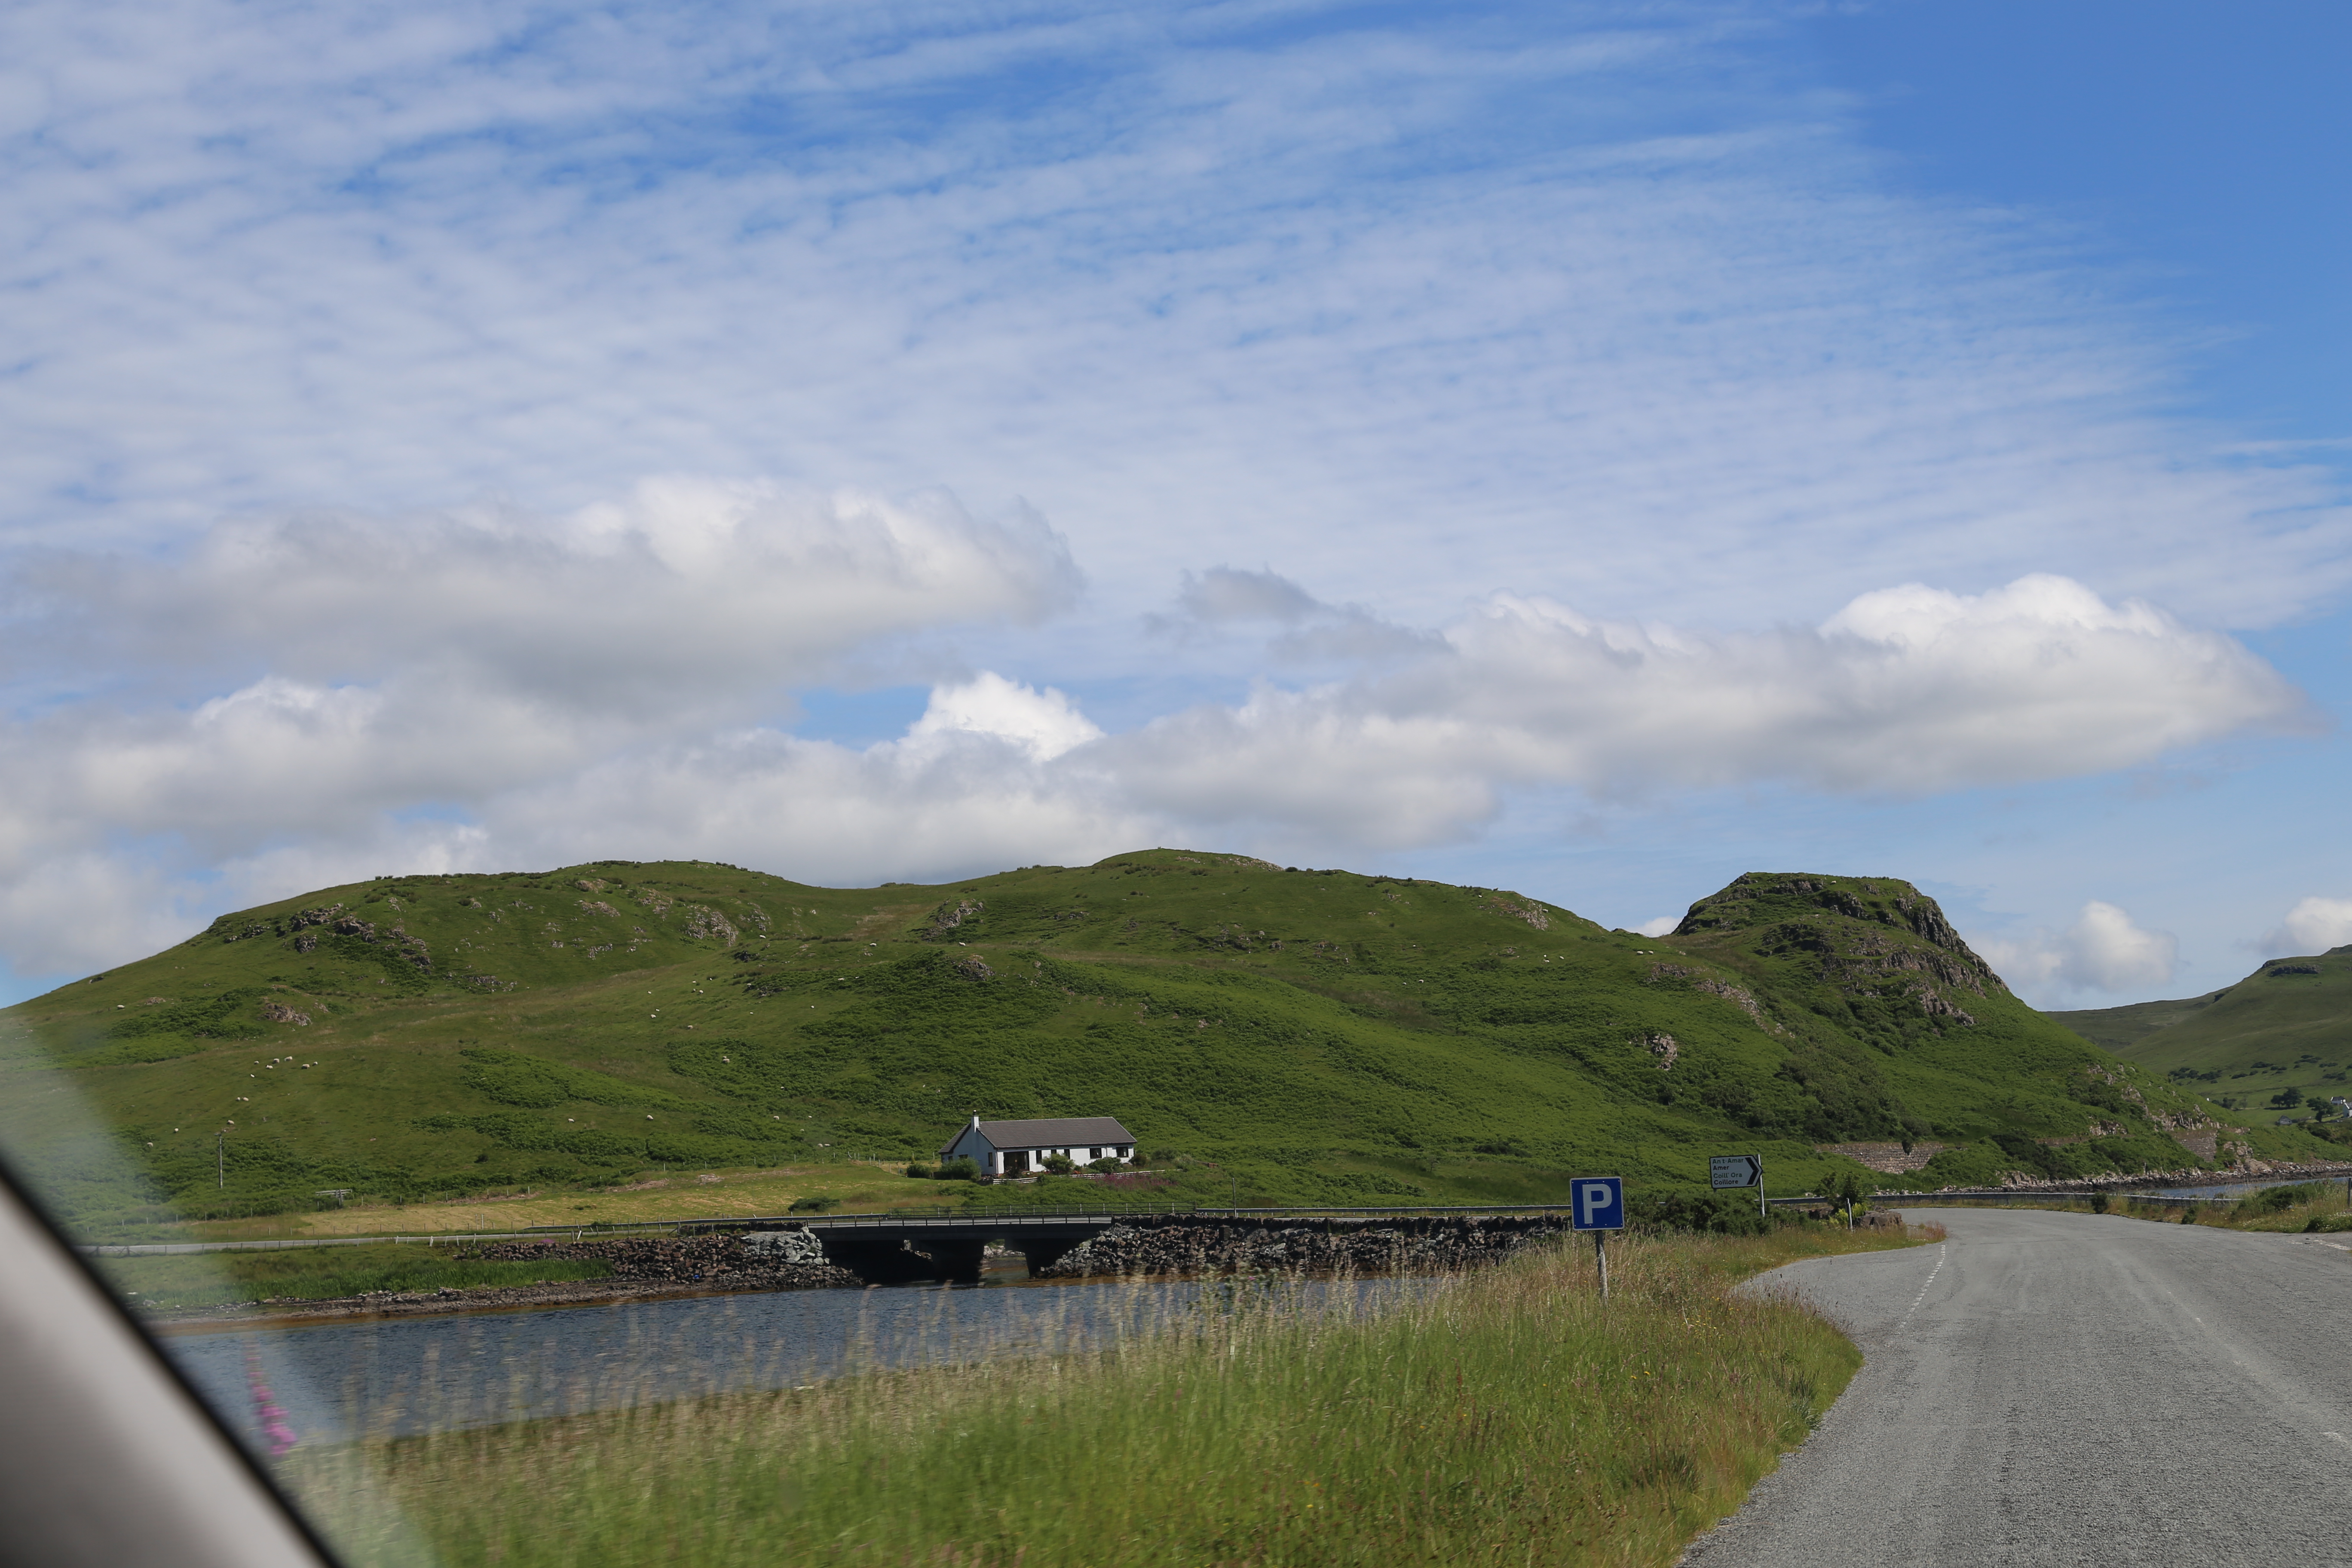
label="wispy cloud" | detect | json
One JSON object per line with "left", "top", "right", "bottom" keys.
{"left": 2, "top": 0, "right": 2342, "bottom": 632}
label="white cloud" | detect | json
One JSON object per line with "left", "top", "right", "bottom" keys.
{"left": 905, "top": 673, "right": 1104, "bottom": 762}
{"left": 9, "top": 479, "right": 1078, "bottom": 717}
{"left": 485, "top": 728, "right": 1150, "bottom": 891}
{"left": 1634, "top": 916, "right": 1680, "bottom": 938}
{"left": 2260, "top": 897, "right": 2352, "bottom": 959}
{"left": 0, "top": 568, "right": 2307, "bottom": 983}
{"left": 1975, "top": 901, "right": 2181, "bottom": 1003}
{"left": 1099, "top": 575, "right": 2307, "bottom": 842}
{"left": 0, "top": 476, "right": 1085, "bottom": 975}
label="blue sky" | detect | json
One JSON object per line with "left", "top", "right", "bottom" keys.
{"left": 0, "top": 0, "right": 2345, "bottom": 1009}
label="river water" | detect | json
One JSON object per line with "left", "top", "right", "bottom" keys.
{"left": 2148, "top": 1174, "right": 2352, "bottom": 1201}
{"left": 159, "top": 1263, "right": 1417, "bottom": 1450}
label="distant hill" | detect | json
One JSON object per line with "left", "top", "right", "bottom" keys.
{"left": 2045, "top": 992, "right": 2233, "bottom": 1054}
{"left": 0, "top": 853, "right": 2281, "bottom": 1228}
{"left": 2049, "top": 946, "right": 2352, "bottom": 1118}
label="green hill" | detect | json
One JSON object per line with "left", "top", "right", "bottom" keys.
{"left": 0, "top": 853, "right": 2287, "bottom": 1230}
{"left": 2050, "top": 946, "right": 2352, "bottom": 1117}
{"left": 2046, "top": 992, "right": 2234, "bottom": 1054}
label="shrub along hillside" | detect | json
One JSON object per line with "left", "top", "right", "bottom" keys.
{"left": 0, "top": 852, "right": 2280, "bottom": 1226}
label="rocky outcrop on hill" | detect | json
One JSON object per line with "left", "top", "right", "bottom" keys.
{"left": 1674, "top": 873, "right": 2000, "bottom": 1027}
{"left": 680, "top": 905, "right": 739, "bottom": 945}
{"left": 1034, "top": 1215, "right": 1566, "bottom": 1278}
{"left": 1483, "top": 894, "right": 1551, "bottom": 931}
{"left": 928, "top": 898, "right": 985, "bottom": 939}
{"left": 1819, "top": 1140, "right": 1949, "bottom": 1174}
{"left": 1678, "top": 874, "right": 2003, "bottom": 992}
{"left": 1648, "top": 962, "right": 1782, "bottom": 1033}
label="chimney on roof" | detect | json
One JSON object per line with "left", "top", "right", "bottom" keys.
{"left": 970, "top": 1115, "right": 980, "bottom": 1128}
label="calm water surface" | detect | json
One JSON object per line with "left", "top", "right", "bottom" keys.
{"left": 2149, "top": 1175, "right": 2352, "bottom": 1200}
{"left": 162, "top": 1265, "right": 1416, "bottom": 1449}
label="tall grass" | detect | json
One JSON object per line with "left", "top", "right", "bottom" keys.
{"left": 295, "top": 1225, "right": 1924, "bottom": 1568}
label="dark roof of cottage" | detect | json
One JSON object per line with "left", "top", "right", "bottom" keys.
{"left": 949, "top": 1116, "right": 1133, "bottom": 1149}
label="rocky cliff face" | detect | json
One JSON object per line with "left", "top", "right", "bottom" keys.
{"left": 1677, "top": 874, "right": 1993, "bottom": 971}
{"left": 1675, "top": 873, "right": 2005, "bottom": 1025}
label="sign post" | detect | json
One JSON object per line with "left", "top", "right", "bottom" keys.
{"left": 1710, "top": 1153, "right": 1765, "bottom": 1219}
{"left": 1571, "top": 1176, "right": 1626, "bottom": 1299}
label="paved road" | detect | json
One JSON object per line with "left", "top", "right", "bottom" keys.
{"left": 1683, "top": 1207, "right": 2352, "bottom": 1567}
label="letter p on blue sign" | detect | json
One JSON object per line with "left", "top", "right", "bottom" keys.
{"left": 1571, "top": 1176, "right": 1624, "bottom": 1231}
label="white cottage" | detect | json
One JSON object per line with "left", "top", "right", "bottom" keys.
{"left": 939, "top": 1115, "right": 1136, "bottom": 1176}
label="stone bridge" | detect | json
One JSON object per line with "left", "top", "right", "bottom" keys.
{"left": 697, "top": 1207, "right": 1574, "bottom": 1286}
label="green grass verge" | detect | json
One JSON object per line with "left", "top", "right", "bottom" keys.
{"left": 288, "top": 1222, "right": 1928, "bottom": 1568}
{"left": 92, "top": 1241, "right": 612, "bottom": 1310}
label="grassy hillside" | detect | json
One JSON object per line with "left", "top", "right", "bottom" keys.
{"left": 2050, "top": 945, "right": 2352, "bottom": 1119}
{"left": 1660, "top": 873, "right": 2277, "bottom": 1186}
{"left": 0, "top": 853, "right": 2284, "bottom": 1233}
{"left": 2048, "top": 991, "right": 2233, "bottom": 1054}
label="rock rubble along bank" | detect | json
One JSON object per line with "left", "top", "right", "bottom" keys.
{"left": 158, "top": 1274, "right": 758, "bottom": 1326}
{"left": 1035, "top": 1215, "right": 1568, "bottom": 1278}
{"left": 466, "top": 1229, "right": 861, "bottom": 1292}
{"left": 1944, "top": 1158, "right": 2352, "bottom": 1195}
{"left": 144, "top": 1230, "right": 859, "bottom": 1326}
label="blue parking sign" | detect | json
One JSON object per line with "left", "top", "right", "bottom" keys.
{"left": 1571, "top": 1176, "right": 1624, "bottom": 1231}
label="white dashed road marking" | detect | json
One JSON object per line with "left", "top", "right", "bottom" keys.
{"left": 1898, "top": 1243, "right": 1946, "bottom": 1326}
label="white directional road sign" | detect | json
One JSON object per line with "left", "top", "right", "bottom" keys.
{"left": 1710, "top": 1154, "right": 1763, "bottom": 1189}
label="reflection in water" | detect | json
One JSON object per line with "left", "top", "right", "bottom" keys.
{"left": 162, "top": 1269, "right": 1419, "bottom": 1448}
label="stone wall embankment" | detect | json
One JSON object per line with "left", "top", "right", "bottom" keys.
{"left": 467, "top": 1229, "right": 859, "bottom": 1291}
{"left": 1035, "top": 1215, "right": 1566, "bottom": 1279}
